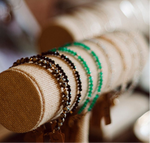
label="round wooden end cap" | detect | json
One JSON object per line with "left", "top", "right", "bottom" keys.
{"left": 0, "top": 70, "right": 44, "bottom": 133}
{"left": 38, "top": 24, "right": 74, "bottom": 52}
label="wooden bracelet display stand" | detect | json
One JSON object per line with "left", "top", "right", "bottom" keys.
{"left": 38, "top": 0, "right": 149, "bottom": 51}
{"left": 0, "top": 32, "right": 148, "bottom": 142}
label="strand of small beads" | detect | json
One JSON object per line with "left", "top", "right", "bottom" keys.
{"left": 100, "top": 36, "right": 128, "bottom": 93}
{"left": 11, "top": 55, "right": 71, "bottom": 131}
{"left": 86, "top": 38, "right": 114, "bottom": 90}
{"left": 123, "top": 32, "right": 142, "bottom": 91}
{"left": 64, "top": 42, "right": 103, "bottom": 112}
{"left": 41, "top": 51, "right": 82, "bottom": 114}
{"left": 51, "top": 47, "right": 93, "bottom": 114}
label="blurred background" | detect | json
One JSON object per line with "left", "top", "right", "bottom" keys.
{"left": 0, "top": 0, "right": 149, "bottom": 142}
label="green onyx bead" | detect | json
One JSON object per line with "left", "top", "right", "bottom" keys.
{"left": 90, "top": 86, "right": 93, "bottom": 90}
{"left": 88, "top": 92, "right": 92, "bottom": 96}
{"left": 90, "top": 104, "right": 94, "bottom": 109}
{"left": 96, "top": 94, "right": 99, "bottom": 98}
{"left": 90, "top": 79, "right": 93, "bottom": 83}
{"left": 83, "top": 103, "right": 87, "bottom": 108}
{"left": 51, "top": 48, "right": 56, "bottom": 52}
{"left": 89, "top": 84, "right": 93, "bottom": 88}
{"left": 89, "top": 76, "right": 92, "bottom": 80}
{"left": 78, "top": 110, "right": 82, "bottom": 114}
{"left": 88, "top": 94, "right": 91, "bottom": 97}
{"left": 88, "top": 108, "right": 92, "bottom": 112}
{"left": 94, "top": 98, "right": 97, "bottom": 102}
{"left": 100, "top": 78, "right": 103, "bottom": 81}
{"left": 87, "top": 71, "right": 90, "bottom": 74}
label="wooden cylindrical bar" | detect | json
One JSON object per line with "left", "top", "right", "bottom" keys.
{"left": 0, "top": 32, "right": 148, "bottom": 133}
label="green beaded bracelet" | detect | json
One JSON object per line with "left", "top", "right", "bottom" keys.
{"left": 51, "top": 47, "right": 93, "bottom": 114}
{"left": 65, "top": 42, "right": 103, "bottom": 112}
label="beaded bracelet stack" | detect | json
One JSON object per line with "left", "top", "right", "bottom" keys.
{"left": 51, "top": 47, "right": 93, "bottom": 114}
{"left": 64, "top": 42, "right": 103, "bottom": 112}
{"left": 11, "top": 41, "right": 103, "bottom": 128}
{"left": 11, "top": 55, "right": 71, "bottom": 131}
{"left": 41, "top": 51, "right": 82, "bottom": 114}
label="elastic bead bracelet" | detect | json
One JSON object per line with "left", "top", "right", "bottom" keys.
{"left": 86, "top": 39, "right": 125, "bottom": 99}
{"left": 11, "top": 55, "right": 71, "bottom": 131}
{"left": 125, "top": 32, "right": 142, "bottom": 91}
{"left": 85, "top": 38, "right": 114, "bottom": 90}
{"left": 110, "top": 32, "right": 140, "bottom": 93}
{"left": 100, "top": 36, "right": 128, "bottom": 93}
{"left": 41, "top": 51, "right": 82, "bottom": 114}
{"left": 65, "top": 42, "right": 103, "bottom": 112}
{"left": 131, "top": 33, "right": 144, "bottom": 85}
{"left": 113, "top": 32, "right": 135, "bottom": 92}
{"left": 51, "top": 47, "right": 93, "bottom": 114}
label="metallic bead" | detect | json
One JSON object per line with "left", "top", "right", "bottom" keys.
{"left": 37, "top": 59, "right": 43, "bottom": 64}
{"left": 13, "top": 62, "right": 18, "bottom": 66}
{"left": 60, "top": 113, "right": 66, "bottom": 118}
{"left": 63, "top": 90, "right": 68, "bottom": 96}
{"left": 62, "top": 94, "right": 65, "bottom": 98}
{"left": 24, "top": 57, "right": 29, "bottom": 62}
{"left": 58, "top": 122, "right": 63, "bottom": 127}
{"left": 63, "top": 102, "right": 69, "bottom": 106}
{"left": 33, "top": 57, "right": 38, "bottom": 62}
{"left": 70, "top": 111, "right": 73, "bottom": 114}
{"left": 58, "top": 117, "right": 65, "bottom": 123}
{"left": 20, "top": 58, "right": 25, "bottom": 63}
{"left": 63, "top": 96, "right": 69, "bottom": 101}
{"left": 29, "top": 58, "right": 33, "bottom": 61}
{"left": 63, "top": 107, "right": 69, "bottom": 112}
{"left": 61, "top": 82, "right": 67, "bottom": 88}
{"left": 16, "top": 60, "right": 21, "bottom": 64}
{"left": 59, "top": 78, "right": 64, "bottom": 82}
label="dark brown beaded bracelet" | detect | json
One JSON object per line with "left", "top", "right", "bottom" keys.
{"left": 11, "top": 55, "right": 71, "bottom": 131}
{"left": 41, "top": 51, "right": 82, "bottom": 114}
